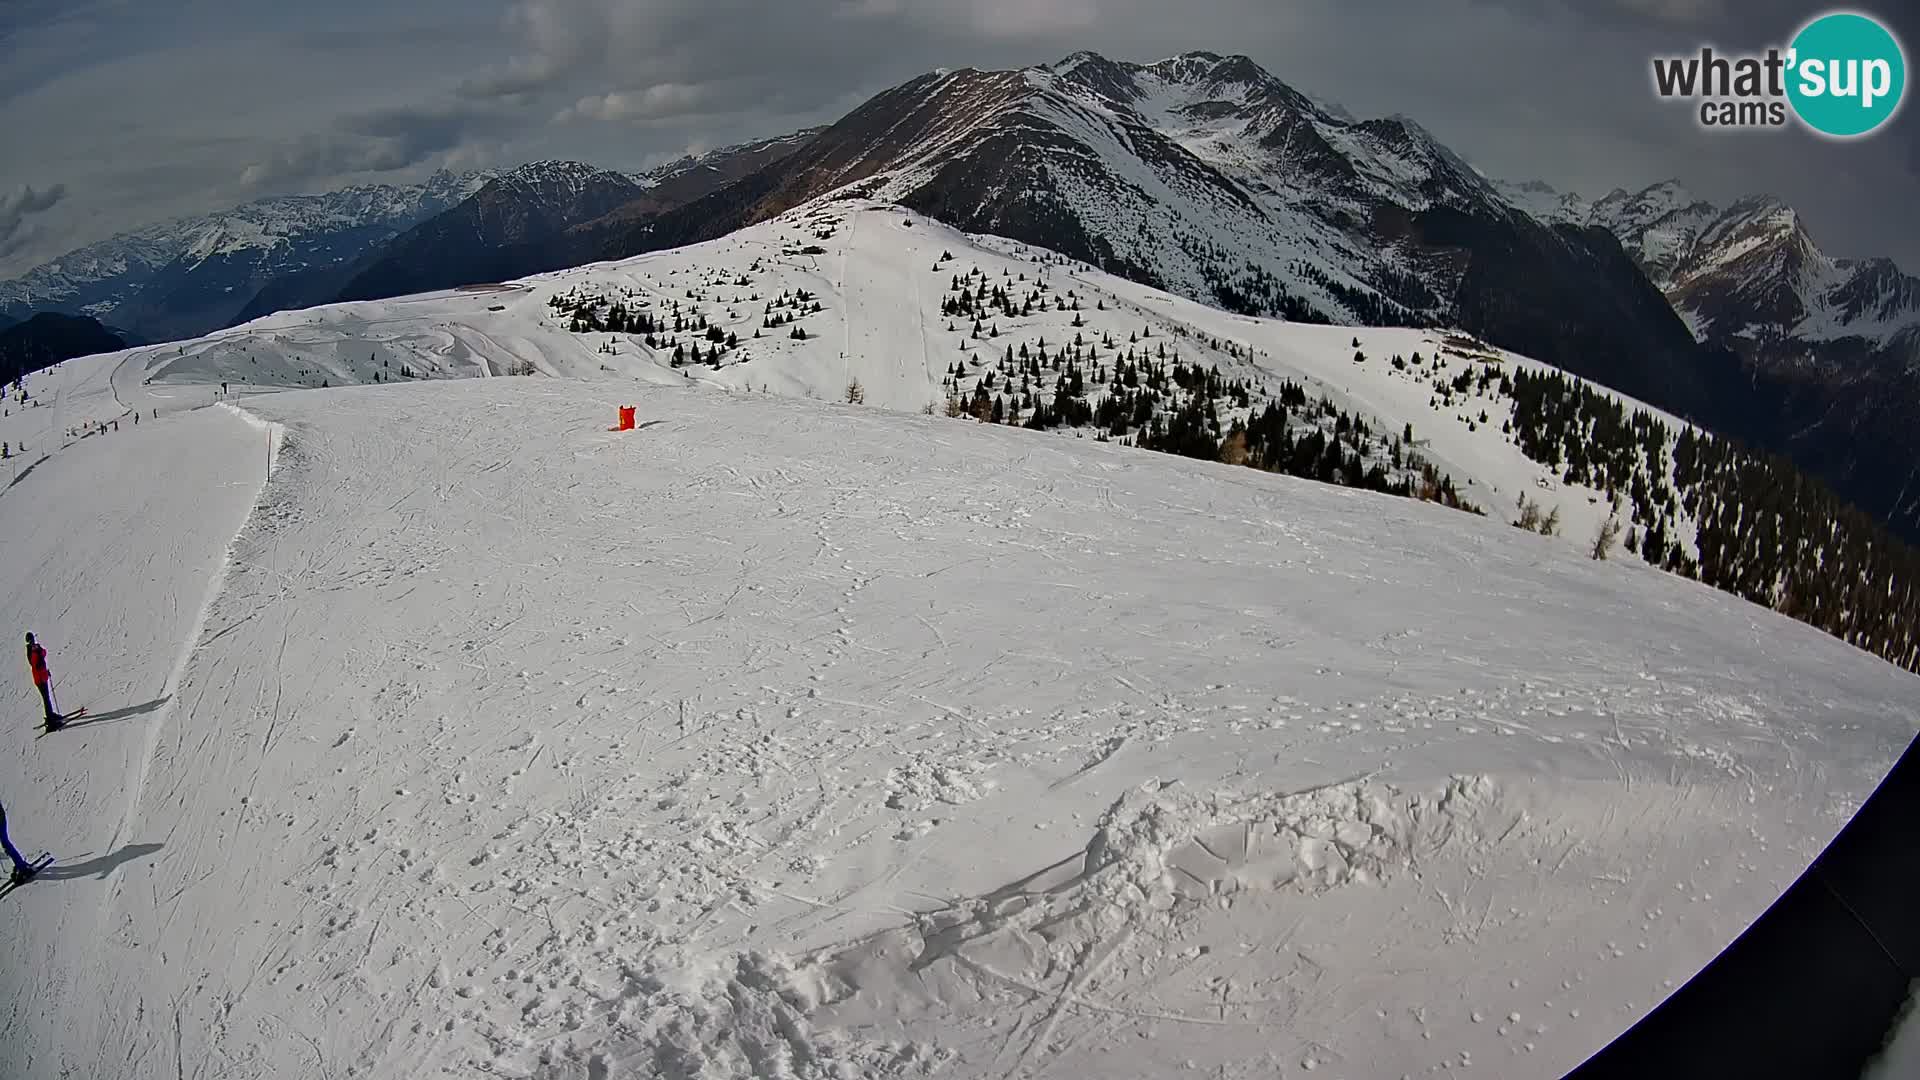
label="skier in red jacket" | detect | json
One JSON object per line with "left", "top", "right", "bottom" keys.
{"left": 25, "top": 633, "right": 61, "bottom": 731}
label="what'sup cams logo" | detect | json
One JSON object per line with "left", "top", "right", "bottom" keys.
{"left": 1652, "top": 10, "right": 1906, "bottom": 137}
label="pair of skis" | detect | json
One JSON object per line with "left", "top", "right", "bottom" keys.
{"left": 34, "top": 706, "right": 88, "bottom": 737}
{"left": 0, "top": 853, "right": 54, "bottom": 900}
{"left": 7, "top": 699, "right": 87, "bottom": 893}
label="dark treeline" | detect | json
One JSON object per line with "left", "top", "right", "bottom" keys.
{"left": 1507, "top": 367, "right": 1920, "bottom": 673}
{"left": 936, "top": 260, "right": 1478, "bottom": 515}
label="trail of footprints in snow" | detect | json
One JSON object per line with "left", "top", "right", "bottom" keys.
{"left": 273, "top": 603, "right": 1755, "bottom": 1075}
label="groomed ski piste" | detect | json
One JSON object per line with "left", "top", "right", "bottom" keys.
{"left": 0, "top": 202, "right": 1914, "bottom": 1079}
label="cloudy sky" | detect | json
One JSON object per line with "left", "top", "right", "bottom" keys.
{"left": 1, "top": 0, "right": 1915, "bottom": 276}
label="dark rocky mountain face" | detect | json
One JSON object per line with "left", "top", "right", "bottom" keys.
{"left": 332, "top": 162, "right": 649, "bottom": 304}
{"left": 610, "top": 53, "right": 1738, "bottom": 424}
{"left": 0, "top": 312, "right": 127, "bottom": 383}
{"left": 570, "top": 128, "right": 826, "bottom": 237}
{"left": 319, "top": 132, "right": 823, "bottom": 310}
{"left": 1727, "top": 334, "right": 1920, "bottom": 539}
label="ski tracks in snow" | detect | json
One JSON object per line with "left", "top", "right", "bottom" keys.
{"left": 0, "top": 400, "right": 269, "bottom": 1080}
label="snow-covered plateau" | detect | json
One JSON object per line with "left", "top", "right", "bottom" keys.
{"left": 0, "top": 202, "right": 1913, "bottom": 1080}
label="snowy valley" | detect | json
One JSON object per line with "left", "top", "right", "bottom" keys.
{"left": 0, "top": 199, "right": 1914, "bottom": 1078}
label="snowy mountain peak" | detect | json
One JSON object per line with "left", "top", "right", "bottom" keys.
{"left": 1049, "top": 49, "right": 1114, "bottom": 72}
{"left": 491, "top": 160, "right": 640, "bottom": 199}
{"left": 1135, "top": 51, "right": 1313, "bottom": 112}
{"left": 1722, "top": 192, "right": 1796, "bottom": 228}
{"left": 1590, "top": 179, "right": 1712, "bottom": 233}
{"left": 1142, "top": 50, "right": 1266, "bottom": 87}
{"left": 1039, "top": 50, "right": 1148, "bottom": 102}
{"left": 1641, "top": 178, "right": 1696, "bottom": 204}
{"left": 1490, "top": 179, "right": 1593, "bottom": 224}
{"left": 1157, "top": 48, "right": 1226, "bottom": 64}
{"left": 1148, "top": 51, "right": 1264, "bottom": 84}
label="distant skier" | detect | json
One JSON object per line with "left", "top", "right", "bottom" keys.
{"left": 0, "top": 796, "right": 37, "bottom": 885}
{"left": 25, "top": 633, "right": 61, "bottom": 731}
{"left": 221, "top": 381, "right": 228, "bottom": 396}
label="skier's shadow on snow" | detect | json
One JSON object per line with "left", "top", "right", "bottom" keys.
{"left": 37, "top": 843, "right": 163, "bottom": 882}
{"left": 3, "top": 454, "right": 51, "bottom": 493}
{"left": 57, "top": 696, "right": 170, "bottom": 730}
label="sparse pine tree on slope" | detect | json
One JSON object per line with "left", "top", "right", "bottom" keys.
{"left": 1592, "top": 496, "right": 1625, "bottom": 560}
{"left": 1515, "top": 492, "right": 1544, "bottom": 533}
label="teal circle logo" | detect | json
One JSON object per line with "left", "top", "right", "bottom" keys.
{"left": 1787, "top": 11, "right": 1906, "bottom": 137}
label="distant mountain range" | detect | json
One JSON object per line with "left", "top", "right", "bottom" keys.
{"left": 0, "top": 171, "right": 490, "bottom": 341}
{"left": 0, "top": 131, "right": 819, "bottom": 344}
{"left": 261, "top": 160, "right": 651, "bottom": 315}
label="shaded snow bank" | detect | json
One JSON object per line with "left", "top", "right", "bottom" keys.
{"left": 1864, "top": 979, "right": 1920, "bottom": 1079}
{"left": 217, "top": 400, "right": 286, "bottom": 474}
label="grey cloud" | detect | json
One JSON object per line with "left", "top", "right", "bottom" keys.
{"left": 0, "top": 225, "right": 42, "bottom": 260}
{"left": 0, "top": 183, "right": 67, "bottom": 254}
{"left": 460, "top": 0, "right": 1100, "bottom": 106}
{"left": 0, "top": 0, "right": 130, "bottom": 48}
{"left": 1475, "top": 0, "right": 1808, "bottom": 34}
{"left": 557, "top": 82, "right": 711, "bottom": 123}
{"left": 240, "top": 101, "right": 514, "bottom": 189}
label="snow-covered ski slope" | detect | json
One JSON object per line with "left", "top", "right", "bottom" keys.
{"left": 116, "top": 200, "right": 1693, "bottom": 560}
{"left": 0, "top": 359, "right": 1914, "bottom": 1078}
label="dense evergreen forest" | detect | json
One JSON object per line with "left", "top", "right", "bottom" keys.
{"left": 931, "top": 266, "right": 1478, "bottom": 513}
{"left": 1503, "top": 367, "right": 1920, "bottom": 674}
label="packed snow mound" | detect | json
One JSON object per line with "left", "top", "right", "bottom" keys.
{"left": 2, "top": 374, "right": 1913, "bottom": 1079}
{"left": 93, "top": 200, "right": 1692, "bottom": 561}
